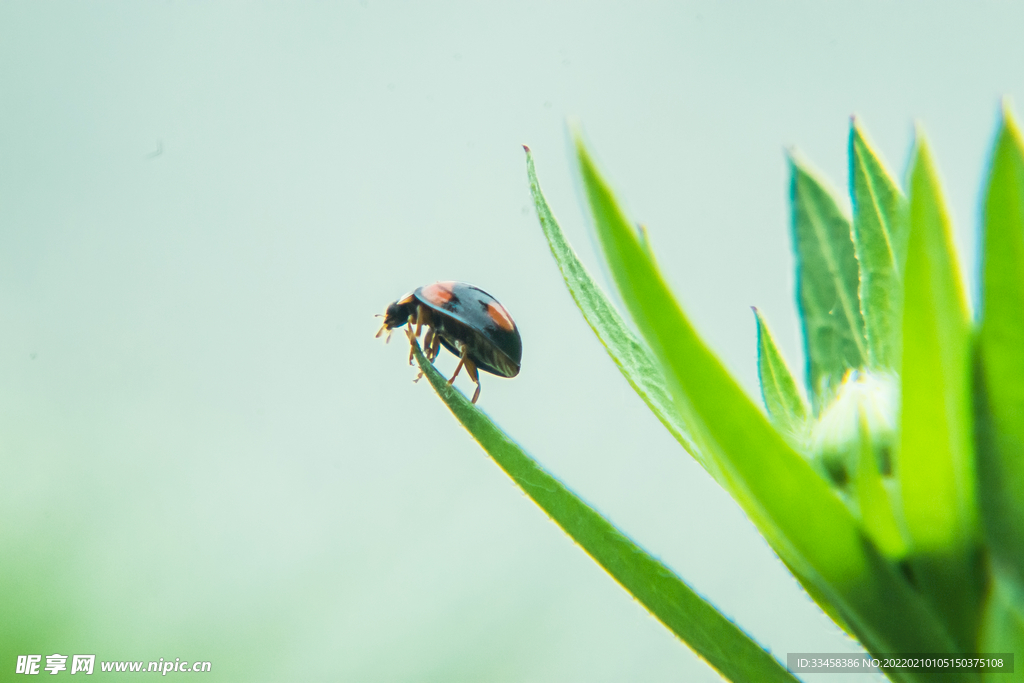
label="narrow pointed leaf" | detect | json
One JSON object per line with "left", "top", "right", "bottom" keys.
{"left": 524, "top": 147, "right": 706, "bottom": 472}
{"left": 753, "top": 308, "right": 808, "bottom": 438}
{"left": 977, "top": 108, "right": 1024, "bottom": 592}
{"left": 790, "top": 154, "right": 868, "bottom": 411}
{"left": 850, "top": 119, "right": 910, "bottom": 370}
{"left": 853, "top": 408, "right": 907, "bottom": 559}
{"left": 899, "top": 131, "right": 981, "bottom": 648}
{"left": 409, "top": 338, "right": 798, "bottom": 683}
{"left": 573, "top": 133, "right": 959, "bottom": 661}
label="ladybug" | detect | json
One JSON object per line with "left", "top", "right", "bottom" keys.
{"left": 376, "top": 281, "right": 522, "bottom": 403}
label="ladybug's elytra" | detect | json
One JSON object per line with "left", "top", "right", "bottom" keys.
{"left": 376, "top": 281, "right": 522, "bottom": 404}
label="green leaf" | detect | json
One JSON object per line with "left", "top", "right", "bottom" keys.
{"left": 849, "top": 119, "right": 910, "bottom": 371}
{"left": 853, "top": 405, "right": 907, "bottom": 560}
{"left": 524, "top": 146, "right": 708, "bottom": 474}
{"left": 753, "top": 308, "right": 808, "bottom": 439}
{"left": 789, "top": 153, "right": 868, "bottom": 412}
{"left": 898, "top": 129, "right": 981, "bottom": 648}
{"left": 978, "top": 574, "right": 1024, "bottom": 683}
{"left": 408, "top": 336, "right": 799, "bottom": 683}
{"left": 977, "top": 106, "right": 1024, "bottom": 593}
{"left": 571, "top": 131, "right": 959, "bottom": 662}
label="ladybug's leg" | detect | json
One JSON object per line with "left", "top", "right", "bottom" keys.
{"left": 464, "top": 359, "right": 481, "bottom": 404}
{"left": 375, "top": 315, "right": 394, "bottom": 343}
{"left": 412, "top": 337, "right": 426, "bottom": 381}
{"left": 411, "top": 327, "right": 435, "bottom": 383}
{"left": 414, "top": 304, "right": 426, "bottom": 338}
{"left": 448, "top": 348, "right": 467, "bottom": 385}
{"left": 405, "top": 323, "right": 422, "bottom": 366}
{"left": 406, "top": 315, "right": 418, "bottom": 365}
{"left": 409, "top": 306, "right": 433, "bottom": 365}
{"left": 423, "top": 327, "right": 435, "bottom": 361}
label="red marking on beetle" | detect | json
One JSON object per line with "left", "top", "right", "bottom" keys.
{"left": 487, "top": 302, "right": 515, "bottom": 331}
{"left": 420, "top": 282, "right": 454, "bottom": 304}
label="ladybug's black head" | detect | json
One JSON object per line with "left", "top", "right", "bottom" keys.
{"left": 382, "top": 300, "right": 412, "bottom": 329}
{"left": 375, "top": 295, "right": 415, "bottom": 341}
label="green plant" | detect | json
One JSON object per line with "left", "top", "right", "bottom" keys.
{"left": 407, "top": 105, "right": 1024, "bottom": 682}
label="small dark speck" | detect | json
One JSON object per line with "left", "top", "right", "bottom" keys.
{"left": 30, "top": 353, "right": 37, "bottom": 360}
{"left": 145, "top": 140, "right": 163, "bottom": 160}
{"left": 898, "top": 559, "right": 917, "bottom": 587}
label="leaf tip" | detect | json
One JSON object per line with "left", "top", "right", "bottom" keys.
{"left": 909, "top": 123, "right": 936, "bottom": 178}
{"left": 566, "top": 116, "right": 585, "bottom": 144}
{"left": 785, "top": 147, "right": 815, "bottom": 178}
{"left": 998, "top": 98, "right": 1023, "bottom": 143}
{"left": 849, "top": 116, "right": 866, "bottom": 145}
{"left": 850, "top": 114, "right": 868, "bottom": 141}
{"left": 912, "top": 121, "right": 930, "bottom": 147}
{"left": 1000, "top": 95, "right": 1016, "bottom": 120}
{"left": 751, "top": 306, "right": 767, "bottom": 333}
{"left": 784, "top": 148, "right": 806, "bottom": 185}
{"left": 569, "top": 125, "right": 604, "bottom": 193}
{"left": 522, "top": 144, "right": 531, "bottom": 154}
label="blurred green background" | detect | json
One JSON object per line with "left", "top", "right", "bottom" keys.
{"left": 2, "top": 3, "right": 1023, "bottom": 681}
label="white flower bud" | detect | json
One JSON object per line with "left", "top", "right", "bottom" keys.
{"left": 807, "top": 370, "right": 899, "bottom": 487}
